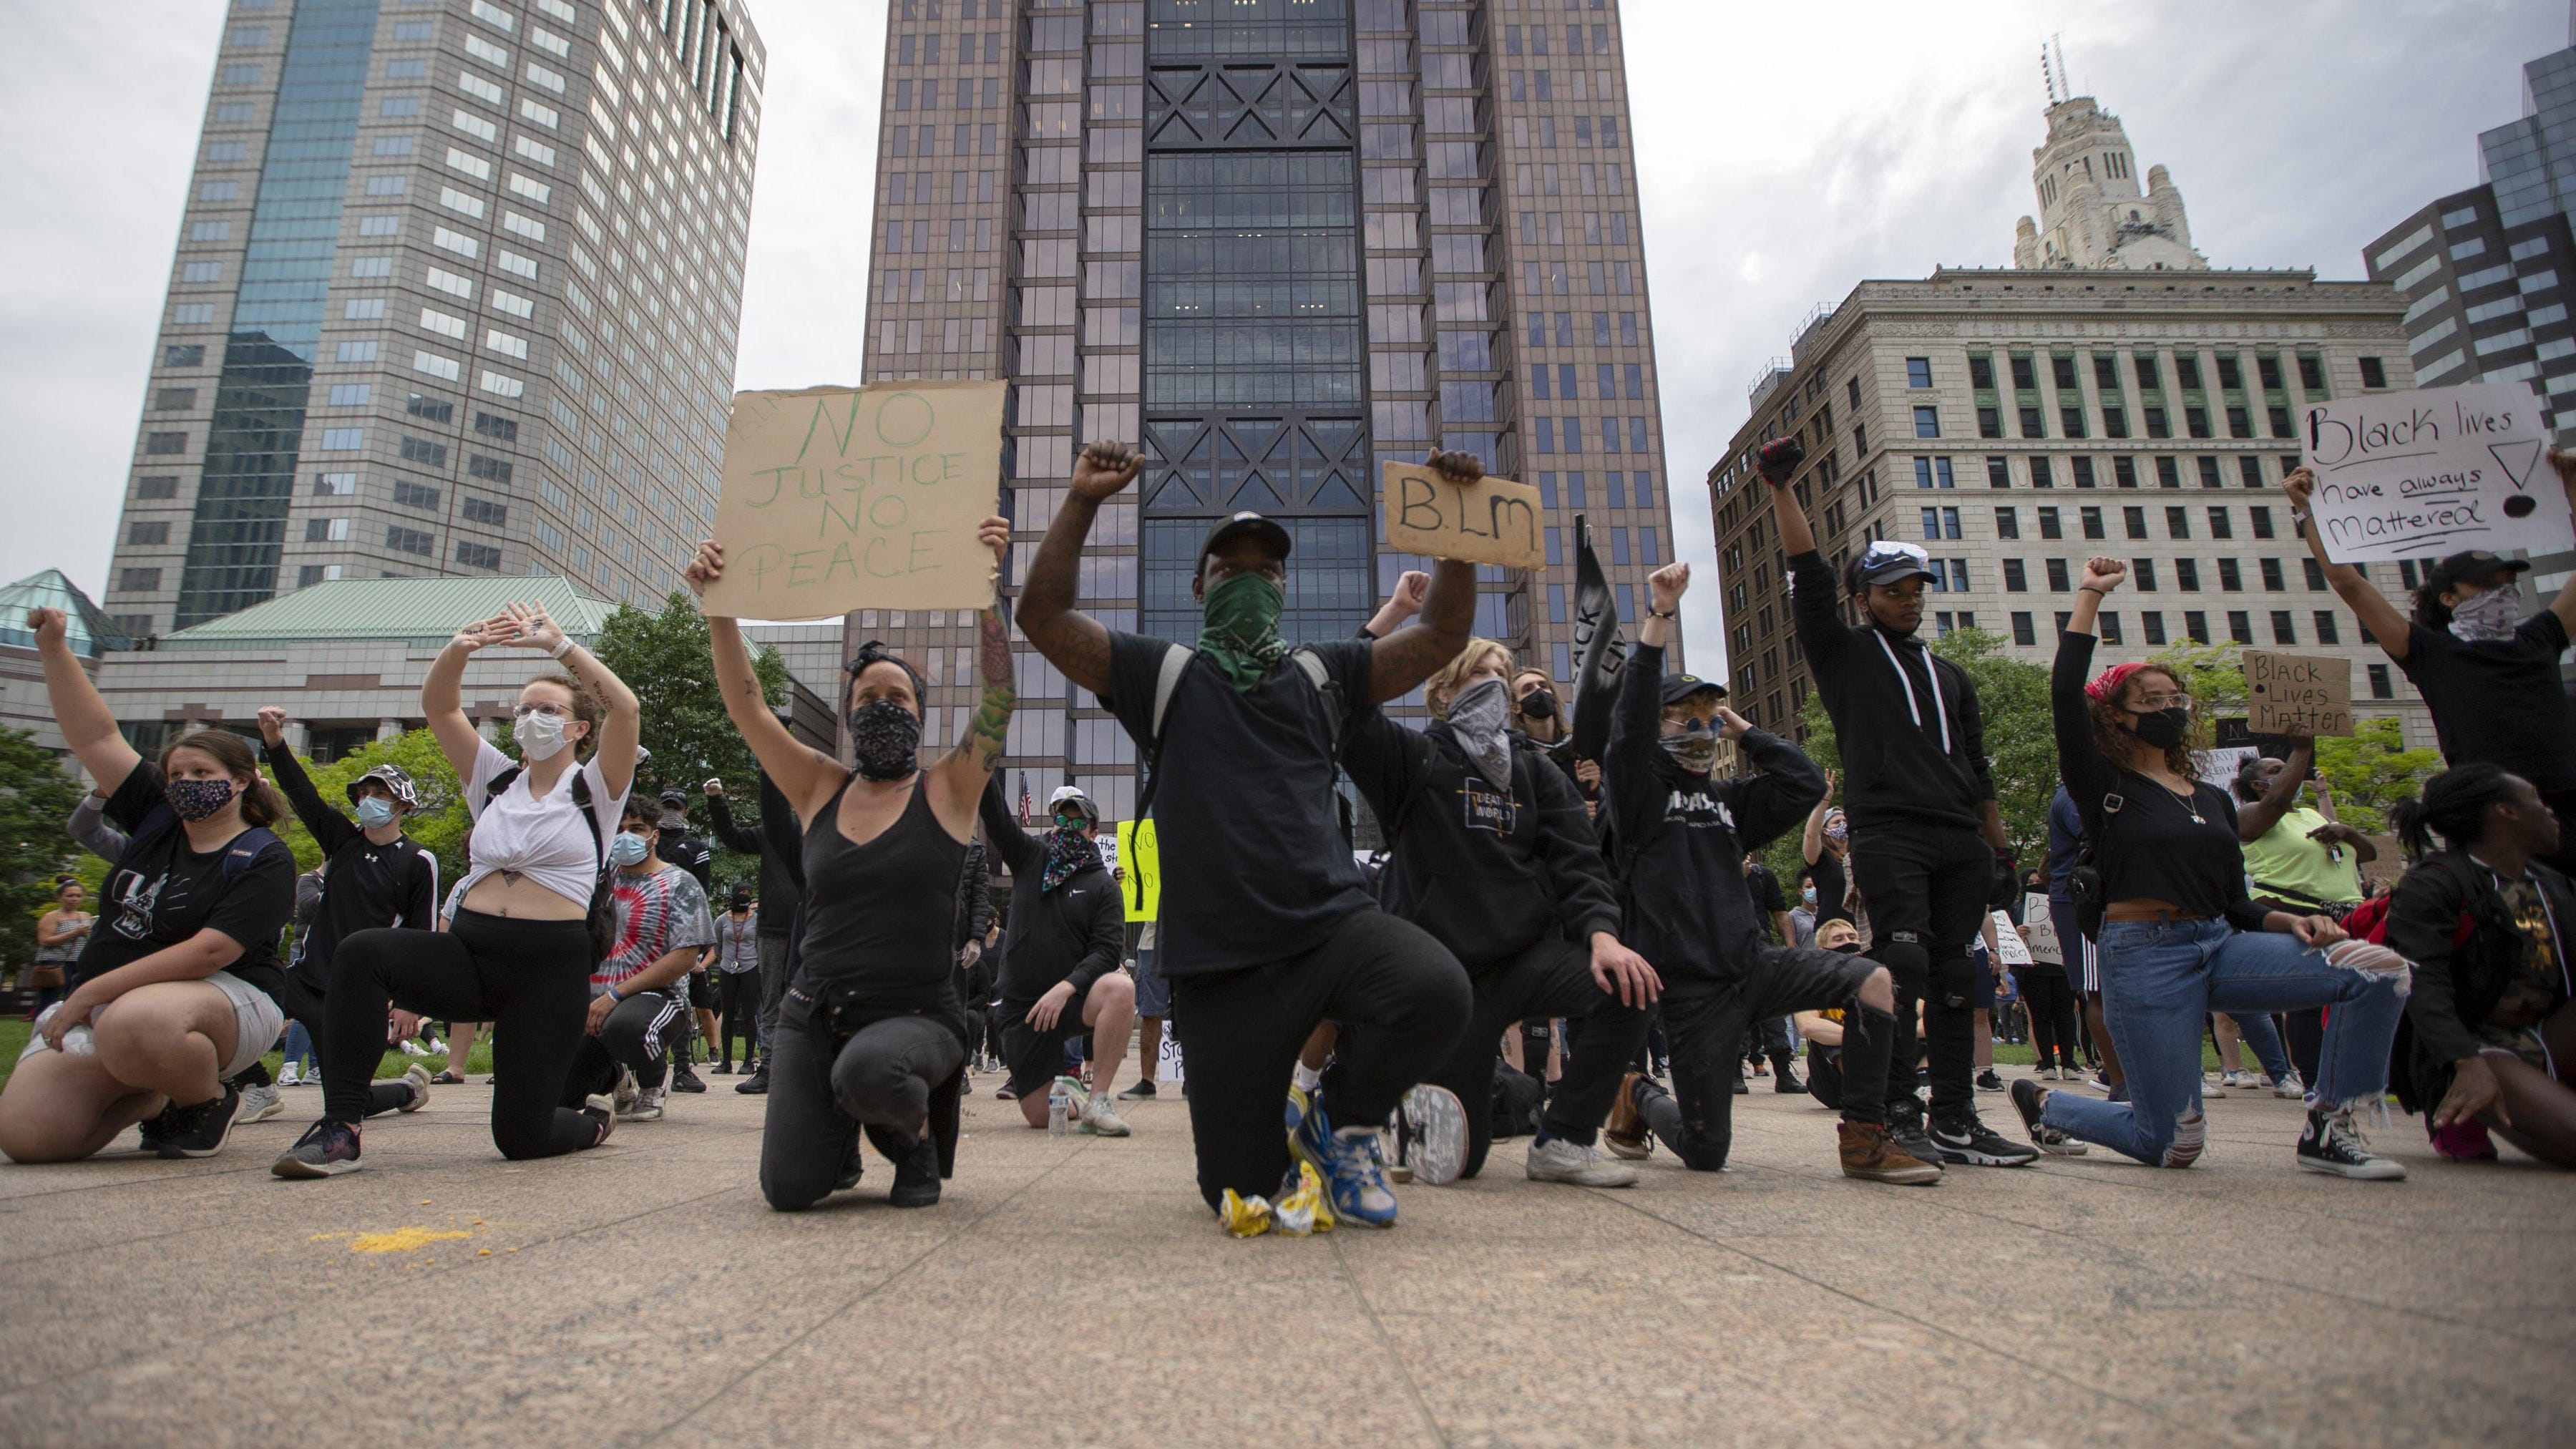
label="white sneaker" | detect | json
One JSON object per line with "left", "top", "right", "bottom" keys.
{"left": 275, "top": 1062, "right": 301, "bottom": 1087}
{"left": 238, "top": 1082, "right": 284, "bottom": 1124}
{"left": 399, "top": 1039, "right": 429, "bottom": 1058}
{"left": 622, "top": 1087, "right": 665, "bottom": 1122}
{"left": 1526, "top": 1136, "right": 1639, "bottom": 1187}
{"left": 397, "top": 1063, "right": 432, "bottom": 1113}
{"left": 2200, "top": 1073, "right": 2229, "bottom": 1098}
{"left": 2225, "top": 1070, "right": 2260, "bottom": 1090}
{"left": 425, "top": 1037, "right": 447, "bottom": 1056}
{"left": 612, "top": 1065, "right": 640, "bottom": 1116}
{"left": 1078, "top": 1093, "right": 1131, "bottom": 1137}
{"left": 2272, "top": 1072, "right": 2307, "bottom": 1100}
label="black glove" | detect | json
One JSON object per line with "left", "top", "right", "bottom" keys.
{"left": 1757, "top": 436, "right": 1805, "bottom": 485}
{"left": 1989, "top": 851, "right": 2021, "bottom": 910}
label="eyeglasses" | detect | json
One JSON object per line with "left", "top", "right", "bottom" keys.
{"left": 2129, "top": 691, "right": 2193, "bottom": 712}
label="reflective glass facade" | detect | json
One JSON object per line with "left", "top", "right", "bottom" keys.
{"left": 2482, "top": 43, "right": 2576, "bottom": 229}
{"left": 175, "top": 0, "right": 381, "bottom": 627}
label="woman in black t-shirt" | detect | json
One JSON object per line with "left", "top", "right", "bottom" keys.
{"left": 2005, "top": 562, "right": 2412, "bottom": 1180}
{"left": 0, "top": 608, "right": 296, "bottom": 1163}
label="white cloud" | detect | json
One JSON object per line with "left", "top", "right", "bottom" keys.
{"left": 1, "top": 0, "right": 2562, "bottom": 669}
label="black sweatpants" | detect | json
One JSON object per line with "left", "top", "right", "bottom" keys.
{"left": 324, "top": 911, "right": 600, "bottom": 1160}
{"left": 1644, "top": 947, "right": 1888, "bottom": 1171}
{"left": 562, "top": 989, "right": 690, "bottom": 1104}
{"left": 2012, "top": 965, "right": 2081, "bottom": 1072}
{"left": 270, "top": 966, "right": 412, "bottom": 1117}
{"left": 760, "top": 997, "right": 963, "bottom": 1211}
{"left": 1167, "top": 907, "right": 1471, "bottom": 1212}
{"left": 1430, "top": 937, "right": 1650, "bottom": 1179}
{"left": 716, "top": 970, "right": 762, "bottom": 1066}
{"left": 1849, "top": 823, "right": 1991, "bottom": 1124}
{"left": 752, "top": 933, "right": 791, "bottom": 1060}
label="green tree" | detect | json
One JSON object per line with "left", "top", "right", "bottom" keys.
{"left": 2143, "top": 637, "right": 2248, "bottom": 718}
{"left": 2311, "top": 716, "right": 2444, "bottom": 834}
{"left": 1, "top": 729, "right": 89, "bottom": 970}
{"left": 260, "top": 728, "right": 474, "bottom": 889}
{"left": 1757, "top": 628, "right": 2056, "bottom": 879}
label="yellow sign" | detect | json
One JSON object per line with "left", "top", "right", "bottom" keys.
{"left": 1116, "top": 818, "right": 1161, "bottom": 922}
{"left": 701, "top": 381, "right": 1006, "bottom": 620}
{"left": 1380, "top": 460, "right": 1545, "bottom": 570}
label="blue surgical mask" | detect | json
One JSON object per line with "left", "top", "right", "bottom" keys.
{"left": 1802, "top": 885, "right": 1818, "bottom": 907}
{"left": 354, "top": 796, "right": 396, "bottom": 830}
{"left": 609, "top": 831, "right": 650, "bottom": 868}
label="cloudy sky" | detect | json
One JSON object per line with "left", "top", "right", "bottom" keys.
{"left": 2, "top": 0, "right": 2564, "bottom": 660}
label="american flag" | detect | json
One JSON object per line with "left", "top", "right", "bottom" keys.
{"left": 1017, "top": 774, "right": 1033, "bottom": 826}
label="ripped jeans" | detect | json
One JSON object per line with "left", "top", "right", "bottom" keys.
{"left": 2043, "top": 918, "right": 2405, "bottom": 1167}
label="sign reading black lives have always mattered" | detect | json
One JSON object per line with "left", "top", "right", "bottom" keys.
{"left": 2300, "top": 381, "right": 2574, "bottom": 564}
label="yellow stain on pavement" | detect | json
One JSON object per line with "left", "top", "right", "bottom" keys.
{"left": 307, "top": 1226, "right": 475, "bottom": 1254}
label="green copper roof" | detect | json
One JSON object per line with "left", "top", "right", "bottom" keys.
{"left": 156, "top": 574, "right": 619, "bottom": 650}
{"left": 0, "top": 570, "right": 128, "bottom": 658}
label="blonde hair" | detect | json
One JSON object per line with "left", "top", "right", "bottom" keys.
{"left": 1424, "top": 638, "right": 1515, "bottom": 718}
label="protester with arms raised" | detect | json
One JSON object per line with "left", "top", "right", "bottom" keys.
{"left": 1015, "top": 439, "right": 1475, "bottom": 1226}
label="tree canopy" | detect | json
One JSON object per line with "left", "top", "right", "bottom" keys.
{"left": 2, "top": 729, "right": 92, "bottom": 967}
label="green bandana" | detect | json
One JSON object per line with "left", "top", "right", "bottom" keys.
{"left": 1197, "top": 572, "right": 1289, "bottom": 692}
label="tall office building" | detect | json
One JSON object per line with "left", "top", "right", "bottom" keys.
{"left": 853, "top": 0, "right": 1678, "bottom": 821}
{"left": 1707, "top": 92, "right": 2432, "bottom": 751}
{"left": 2363, "top": 21, "right": 2576, "bottom": 623}
{"left": 100, "top": 0, "right": 762, "bottom": 640}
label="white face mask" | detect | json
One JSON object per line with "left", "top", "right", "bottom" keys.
{"left": 2447, "top": 582, "right": 2522, "bottom": 643}
{"left": 515, "top": 707, "right": 571, "bottom": 761}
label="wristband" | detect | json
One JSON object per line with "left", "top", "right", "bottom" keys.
{"left": 548, "top": 636, "right": 573, "bottom": 659}
{"left": 605, "top": 985, "right": 623, "bottom": 1004}
{"left": 1649, "top": 607, "right": 1678, "bottom": 620}
{"left": 2077, "top": 585, "right": 2105, "bottom": 597}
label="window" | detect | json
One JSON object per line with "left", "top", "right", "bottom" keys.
{"left": 2011, "top": 611, "right": 2035, "bottom": 645}
{"left": 2072, "top": 457, "right": 2097, "bottom": 489}
{"left": 398, "top": 435, "right": 448, "bottom": 468}
{"left": 2218, "top": 557, "right": 2243, "bottom": 591}
{"left": 316, "top": 426, "right": 365, "bottom": 450}
{"left": 406, "top": 393, "right": 453, "bottom": 423}
{"left": 2226, "top": 610, "right": 2253, "bottom": 645}
{"left": 2121, "top": 505, "right": 2147, "bottom": 540}
{"left": 143, "top": 431, "right": 186, "bottom": 455}
{"left": 2358, "top": 357, "right": 2387, "bottom": 389}
{"left": 2176, "top": 558, "right": 2200, "bottom": 591}
{"left": 2183, "top": 610, "right": 2210, "bottom": 644}
{"left": 1986, "top": 457, "right": 2010, "bottom": 489}
{"left": 2197, "top": 456, "right": 2223, "bottom": 489}
{"left": 152, "top": 387, "right": 196, "bottom": 411}
{"left": 313, "top": 472, "right": 355, "bottom": 497}
{"left": 461, "top": 494, "right": 507, "bottom": 525}
{"left": 119, "top": 568, "right": 162, "bottom": 592}
{"left": 2165, "top": 506, "right": 2192, "bottom": 539}
{"left": 2078, "top": 505, "right": 2104, "bottom": 540}
{"left": 473, "top": 410, "right": 517, "bottom": 441}
{"left": 2044, "top": 558, "right": 2070, "bottom": 592}
{"left": 386, "top": 525, "right": 434, "bottom": 557}
{"left": 137, "top": 476, "right": 179, "bottom": 499}
{"left": 2141, "top": 611, "right": 2167, "bottom": 645}
{"left": 1994, "top": 507, "right": 2019, "bottom": 540}
{"left": 2207, "top": 507, "right": 2233, "bottom": 540}
{"left": 466, "top": 454, "right": 513, "bottom": 484}
{"left": 2313, "top": 611, "right": 2341, "bottom": 645}
{"left": 1913, "top": 406, "right": 1940, "bottom": 438}
{"left": 1906, "top": 357, "right": 1932, "bottom": 388}
{"left": 2029, "top": 457, "right": 2053, "bottom": 488}
{"left": 2037, "top": 507, "right": 2062, "bottom": 540}
{"left": 2269, "top": 610, "right": 2298, "bottom": 645}
{"left": 127, "top": 521, "right": 169, "bottom": 546}
{"left": 2099, "top": 612, "right": 2124, "bottom": 645}
{"left": 2002, "top": 558, "right": 2028, "bottom": 592}
{"left": 163, "top": 344, "right": 205, "bottom": 367}
{"left": 393, "top": 479, "right": 442, "bottom": 509}
{"left": 2132, "top": 558, "right": 2158, "bottom": 591}
{"left": 455, "top": 541, "right": 502, "bottom": 570}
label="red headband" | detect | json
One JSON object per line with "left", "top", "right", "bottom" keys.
{"left": 2084, "top": 660, "right": 2146, "bottom": 703}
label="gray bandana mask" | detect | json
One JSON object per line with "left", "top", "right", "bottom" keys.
{"left": 1446, "top": 677, "right": 1513, "bottom": 786}
{"left": 2447, "top": 582, "right": 2522, "bottom": 643}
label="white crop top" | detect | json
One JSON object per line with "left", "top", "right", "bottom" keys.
{"left": 457, "top": 738, "right": 629, "bottom": 909}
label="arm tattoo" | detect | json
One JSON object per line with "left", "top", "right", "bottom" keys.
{"left": 967, "top": 603, "right": 1017, "bottom": 771}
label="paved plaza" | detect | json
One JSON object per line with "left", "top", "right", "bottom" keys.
{"left": 1, "top": 1066, "right": 2569, "bottom": 1445}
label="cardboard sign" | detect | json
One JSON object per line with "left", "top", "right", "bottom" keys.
{"left": 2301, "top": 381, "right": 2575, "bottom": 564}
{"left": 2022, "top": 893, "right": 2063, "bottom": 966}
{"left": 1380, "top": 460, "right": 1545, "bottom": 570}
{"left": 2244, "top": 650, "right": 2353, "bottom": 737}
{"left": 701, "top": 381, "right": 1006, "bottom": 620}
{"left": 1990, "top": 910, "right": 2033, "bottom": 967}
{"left": 1116, "top": 819, "right": 1161, "bottom": 923}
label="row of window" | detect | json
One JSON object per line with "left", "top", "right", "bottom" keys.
{"left": 1504, "top": 114, "right": 1621, "bottom": 150}
{"left": 1521, "top": 310, "right": 1645, "bottom": 350}
{"left": 1530, "top": 416, "right": 1654, "bottom": 454}
{"left": 1531, "top": 469, "right": 1654, "bottom": 511}
{"left": 890, "top": 29, "right": 1007, "bottom": 66}
{"left": 1997, "top": 555, "right": 2325, "bottom": 596}
{"left": 1937, "top": 501, "right": 2286, "bottom": 543}
{"left": 1903, "top": 452, "right": 2301, "bottom": 492}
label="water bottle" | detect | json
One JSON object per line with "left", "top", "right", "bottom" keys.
{"left": 1047, "top": 1083, "right": 1070, "bottom": 1136}
{"left": 20, "top": 1005, "right": 95, "bottom": 1061}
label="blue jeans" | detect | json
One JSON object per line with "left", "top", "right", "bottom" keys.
{"left": 2223, "top": 1010, "right": 2294, "bottom": 1083}
{"left": 2042, "top": 919, "right": 2403, "bottom": 1167}
{"left": 280, "top": 1019, "right": 318, "bottom": 1073}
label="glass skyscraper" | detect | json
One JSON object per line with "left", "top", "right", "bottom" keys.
{"left": 103, "top": 0, "right": 763, "bottom": 638}
{"left": 858, "top": 0, "right": 1677, "bottom": 822}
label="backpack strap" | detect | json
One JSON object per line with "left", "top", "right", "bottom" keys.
{"left": 1290, "top": 647, "right": 1347, "bottom": 761}
{"left": 487, "top": 761, "right": 608, "bottom": 867}
{"left": 220, "top": 827, "right": 282, "bottom": 879}
{"left": 1146, "top": 643, "right": 1191, "bottom": 741}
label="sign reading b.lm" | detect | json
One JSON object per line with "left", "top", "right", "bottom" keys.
{"left": 1380, "top": 461, "right": 1546, "bottom": 571}
{"left": 700, "top": 381, "right": 1006, "bottom": 621}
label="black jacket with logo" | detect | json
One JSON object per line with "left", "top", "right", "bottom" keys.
{"left": 1604, "top": 643, "right": 1825, "bottom": 981}
{"left": 1342, "top": 713, "right": 1621, "bottom": 973}
{"left": 977, "top": 781, "right": 1125, "bottom": 1008}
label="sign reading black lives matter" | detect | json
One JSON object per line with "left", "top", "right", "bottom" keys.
{"left": 701, "top": 381, "right": 1006, "bottom": 621}
{"left": 2301, "top": 381, "right": 2575, "bottom": 564}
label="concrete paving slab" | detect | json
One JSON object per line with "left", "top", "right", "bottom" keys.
{"left": 0, "top": 1063, "right": 2567, "bottom": 1445}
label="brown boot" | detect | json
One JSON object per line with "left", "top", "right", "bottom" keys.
{"left": 1603, "top": 1071, "right": 1652, "bottom": 1160}
{"left": 1839, "top": 1118, "right": 1942, "bottom": 1185}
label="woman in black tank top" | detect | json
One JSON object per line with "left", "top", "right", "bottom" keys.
{"left": 688, "top": 517, "right": 1016, "bottom": 1211}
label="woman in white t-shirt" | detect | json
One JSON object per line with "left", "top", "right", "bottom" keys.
{"left": 273, "top": 600, "right": 638, "bottom": 1178}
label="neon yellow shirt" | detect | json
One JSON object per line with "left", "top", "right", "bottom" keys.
{"left": 2241, "top": 805, "right": 2364, "bottom": 908}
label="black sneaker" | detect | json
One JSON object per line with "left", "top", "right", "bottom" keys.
{"left": 735, "top": 1066, "right": 769, "bottom": 1095}
{"left": 712, "top": 1061, "right": 733, "bottom": 1075}
{"left": 1772, "top": 1068, "right": 1806, "bottom": 1094}
{"left": 2007, "top": 1078, "right": 2088, "bottom": 1156}
{"left": 155, "top": 1085, "right": 244, "bottom": 1159}
{"left": 2296, "top": 1108, "right": 2406, "bottom": 1180}
{"left": 1931, "top": 1111, "right": 2041, "bottom": 1167}
{"left": 889, "top": 1133, "right": 941, "bottom": 1208}
{"left": 1117, "top": 1078, "right": 1156, "bottom": 1100}
{"left": 1975, "top": 1068, "right": 2006, "bottom": 1093}
{"left": 270, "top": 1118, "right": 363, "bottom": 1178}
{"left": 1886, "top": 1113, "right": 1941, "bottom": 1171}
{"left": 670, "top": 1063, "right": 708, "bottom": 1094}
{"left": 1731, "top": 1075, "right": 1750, "bottom": 1095}
{"left": 136, "top": 1098, "right": 184, "bottom": 1155}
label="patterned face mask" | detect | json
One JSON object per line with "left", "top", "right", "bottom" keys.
{"left": 1041, "top": 824, "right": 1095, "bottom": 893}
{"left": 165, "top": 776, "right": 236, "bottom": 821}
{"left": 1445, "top": 676, "right": 1513, "bottom": 786}
{"left": 1661, "top": 734, "right": 1719, "bottom": 773}
{"left": 2447, "top": 581, "right": 2522, "bottom": 643}
{"left": 847, "top": 699, "right": 922, "bottom": 781}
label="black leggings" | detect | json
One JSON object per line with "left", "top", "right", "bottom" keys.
{"left": 716, "top": 971, "right": 762, "bottom": 1065}
{"left": 268, "top": 965, "right": 414, "bottom": 1116}
{"left": 761, "top": 998, "right": 963, "bottom": 1211}
{"left": 2012, "top": 965, "right": 2082, "bottom": 1072}
{"left": 1168, "top": 907, "right": 1471, "bottom": 1211}
{"left": 325, "top": 911, "right": 600, "bottom": 1160}
{"left": 1431, "top": 937, "right": 1650, "bottom": 1179}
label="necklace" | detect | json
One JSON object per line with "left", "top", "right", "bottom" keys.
{"left": 2150, "top": 776, "right": 2205, "bottom": 825}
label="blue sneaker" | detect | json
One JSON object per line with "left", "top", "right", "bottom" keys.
{"left": 1288, "top": 1099, "right": 1400, "bottom": 1228}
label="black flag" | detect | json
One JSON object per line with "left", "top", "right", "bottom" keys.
{"left": 1568, "top": 514, "right": 1628, "bottom": 762}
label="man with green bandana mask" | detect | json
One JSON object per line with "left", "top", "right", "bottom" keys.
{"left": 1018, "top": 439, "right": 1486, "bottom": 1229}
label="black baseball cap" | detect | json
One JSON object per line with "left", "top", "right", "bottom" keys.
{"left": 1196, "top": 511, "right": 1293, "bottom": 578}
{"left": 658, "top": 788, "right": 690, "bottom": 809}
{"left": 1659, "top": 673, "right": 1729, "bottom": 706}
{"left": 2424, "top": 550, "right": 2532, "bottom": 595}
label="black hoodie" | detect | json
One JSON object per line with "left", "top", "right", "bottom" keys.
{"left": 1342, "top": 713, "right": 1621, "bottom": 972}
{"left": 1604, "top": 642, "right": 1825, "bottom": 981}
{"left": 977, "top": 781, "right": 1126, "bottom": 1009}
{"left": 1787, "top": 549, "right": 1994, "bottom": 834}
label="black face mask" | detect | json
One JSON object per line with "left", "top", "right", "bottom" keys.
{"left": 1518, "top": 688, "right": 1557, "bottom": 723}
{"left": 2124, "top": 707, "right": 2190, "bottom": 751}
{"left": 847, "top": 699, "right": 922, "bottom": 781}
{"left": 1828, "top": 942, "right": 1865, "bottom": 957}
